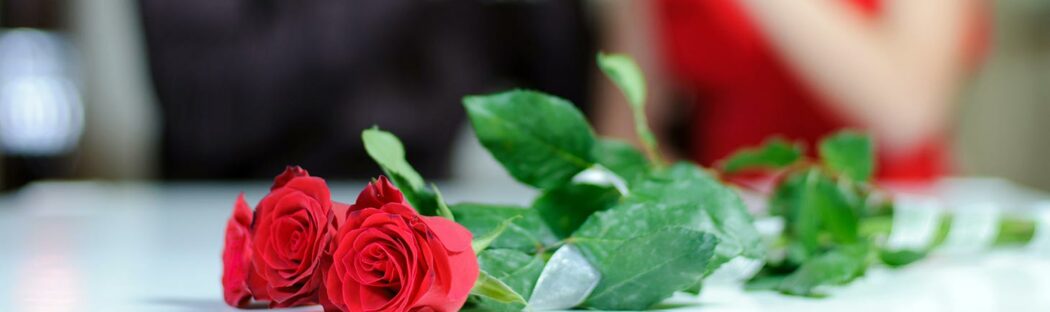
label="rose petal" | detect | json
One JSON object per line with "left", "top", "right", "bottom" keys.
{"left": 350, "top": 176, "right": 407, "bottom": 213}
{"left": 222, "top": 194, "right": 253, "bottom": 307}
{"left": 271, "top": 165, "right": 310, "bottom": 190}
{"left": 421, "top": 216, "right": 473, "bottom": 253}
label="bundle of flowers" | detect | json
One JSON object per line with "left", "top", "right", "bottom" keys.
{"left": 222, "top": 166, "right": 478, "bottom": 311}
{"left": 218, "top": 53, "right": 1041, "bottom": 311}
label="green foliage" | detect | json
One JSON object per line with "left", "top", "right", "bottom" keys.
{"left": 463, "top": 90, "right": 596, "bottom": 189}
{"left": 568, "top": 163, "right": 761, "bottom": 309}
{"left": 995, "top": 217, "right": 1038, "bottom": 246}
{"left": 366, "top": 54, "right": 782, "bottom": 310}
{"left": 473, "top": 249, "right": 545, "bottom": 311}
{"left": 627, "top": 163, "right": 766, "bottom": 271}
{"left": 431, "top": 184, "right": 455, "bottom": 221}
{"left": 472, "top": 216, "right": 522, "bottom": 253}
{"left": 362, "top": 127, "right": 439, "bottom": 215}
{"left": 597, "top": 53, "right": 663, "bottom": 167}
{"left": 532, "top": 183, "right": 622, "bottom": 238}
{"left": 802, "top": 170, "right": 860, "bottom": 249}
{"left": 472, "top": 271, "right": 527, "bottom": 307}
{"left": 579, "top": 228, "right": 719, "bottom": 310}
{"left": 744, "top": 130, "right": 930, "bottom": 297}
{"left": 819, "top": 130, "right": 875, "bottom": 182}
{"left": 597, "top": 53, "right": 646, "bottom": 109}
{"left": 777, "top": 244, "right": 869, "bottom": 297}
{"left": 878, "top": 249, "right": 927, "bottom": 268}
{"left": 721, "top": 137, "right": 803, "bottom": 174}
{"left": 592, "top": 139, "right": 650, "bottom": 184}
{"left": 451, "top": 203, "right": 558, "bottom": 254}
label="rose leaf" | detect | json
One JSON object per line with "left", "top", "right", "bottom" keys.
{"left": 463, "top": 90, "right": 596, "bottom": 190}
{"left": 472, "top": 215, "right": 522, "bottom": 253}
{"left": 472, "top": 249, "right": 545, "bottom": 311}
{"left": 430, "top": 184, "right": 455, "bottom": 222}
{"left": 450, "top": 203, "right": 558, "bottom": 254}
{"left": 818, "top": 130, "right": 875, "bottom": 182}
{"left": 621, "top": 163, "right": 766, "bottom": 271}
{"left": 878, "top": 248, "right": 928, "bottom": 268}
{"left": 362, "top": 127, "right": 439, "bottom": 215}
{"left": 577, "top": 228, "right": 719, "bottom": 310}
{"left": 596, "top": 53, "right": 662, "bottom": 166}
{"left": 472, "top": 272, "right": 527, "bottom": 308}
{"left": 532, "top": 183, "right": 621, "bottom": 239}
{"left": 777, "top": 244, "right": 870, "bottom": 297}
{"left": 591, "top": 139, "right": 649, "bottom": 185}
{"left": 720, "top": 137, "right": 804, "bottom": 174}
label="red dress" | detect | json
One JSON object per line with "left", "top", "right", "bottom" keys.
{"left": 655, "top": 0, "right": 983, "bottom": 181}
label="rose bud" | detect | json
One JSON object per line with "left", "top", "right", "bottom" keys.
{"left": 348, "top": 175, "right": 406, "bottom": 214}
{"left": 321, "top": 196, "right": 479, "bottom": 311}
{"left": 221, "top": 193, "right": 255, "bottom": 307}
{"left": 250, "top": 170, "right": 335, "bottom": 307}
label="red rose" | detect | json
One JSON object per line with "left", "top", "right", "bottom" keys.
{"left": 250, "top": 172, "right": 335, "bottom": 307}
{"left": 222, "top": 193, "right": 254, "bottom": 307}
{"left": 321, "top": 184, "right": 478, "bottom": 312}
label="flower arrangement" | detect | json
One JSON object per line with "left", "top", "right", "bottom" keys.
{"left": 222, "top": 167, "right": 478, "bottom": 311}
{"left": 219, "top": 53, "right": 1040, "bottom": 311}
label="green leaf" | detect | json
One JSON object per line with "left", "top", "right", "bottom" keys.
{"left": 778, "top": 244, "right": 869, "bottom": 297}
{"left": 472, "top": 216, "right": 522, "bottom": 252}
{"left": 362, "top": 127, "right": 438, "bottom": 215}
{"left": 472, "top": 249, "right": 545, "bottom": 311}
{"left": 996, "top": 217, "right": 1038, "bottom": 246}
{"left": 596, "top": 53, "right": 662, "bottom": 166}
{"left": 362, "top": 126, "right": 425, "bottom": 189}
{"left": 819, "top": 130, "right": 875, "bottom": 182}
{"left": 878, "top": 249, "right": 927, "bottom": 268}
{"left": 805, "top": 172, "right": 860, "bottom": 245}
{"left": 592, "top": 139, "right": 649, "bottom": 184}
{"left": 532, "top": 183, "right": 621, "bottom": 238}
{"left": 744, "top": 275, "right": 788, "bottom": 292}
{"left": 431, "top": 184, "right": 454, "bottom": 221}
{"left": 776, "top": 169, "right": 861, "bottom": 262}
{"left": 472, "top": 272, "right": 526, "bottom": 305}
{"left": 451, "top": 203, "right": 559, "bottom": 253}
{"left": 597, "top": 53, "right": 646, "bottom": 108}
{"left": 463, "top": 90, "right": 597, "bottom": 189}
{"left": 578, "top": 228, "right": 719, "bottom": 310}
{"left": 721, "top": 137, "right": 803, "bottom": 174}
{"left": 624, "top": 163, "right": 766, "bottom": 271}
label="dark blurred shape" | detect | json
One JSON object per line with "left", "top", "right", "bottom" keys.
{"left": 138, "top": 0, "right": 594, "bottom": 180}
{"left": 1, "top": 0, "right": 64, "bottom": 28}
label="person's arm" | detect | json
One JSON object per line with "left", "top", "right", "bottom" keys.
{"left": 737, "top": 0, "right": 978, "bottom": 154}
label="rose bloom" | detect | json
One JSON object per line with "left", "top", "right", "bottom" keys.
{"left": 221, "top": 193, "right": 255, "bottom": 307}
{"left": 321, "top": 177, "right": 479, "bottom": 312}
{"left": 250, "top": 166, "right": 335, "bottom": 307}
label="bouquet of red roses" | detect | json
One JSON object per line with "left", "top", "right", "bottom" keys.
{"left": 219, "top": 54, "right": 769, "bottom": 312}
{"left": 221, "top": 166, "right": 478, "bottom": 311}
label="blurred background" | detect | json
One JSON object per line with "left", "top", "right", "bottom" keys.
{"left": 0, "top": 0, "right": 1048, "bottom": 192}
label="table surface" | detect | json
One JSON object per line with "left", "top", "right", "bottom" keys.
{"left": 2, "top": 181, "right": 1049, "bottom": 312}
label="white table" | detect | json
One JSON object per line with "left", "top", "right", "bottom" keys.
{"left": 1, "top": 181, "right": 1049, "bottom": 311}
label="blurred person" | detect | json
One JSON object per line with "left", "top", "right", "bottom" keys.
{"left": 596, "top": 0, "right": 989, "bottom": 182}
{"left": 138, "top": 0, "right": 594, "bottom": 180}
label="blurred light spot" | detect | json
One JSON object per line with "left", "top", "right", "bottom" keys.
{"left": 0, "top": 29, "right": 84, "bottom": 156}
